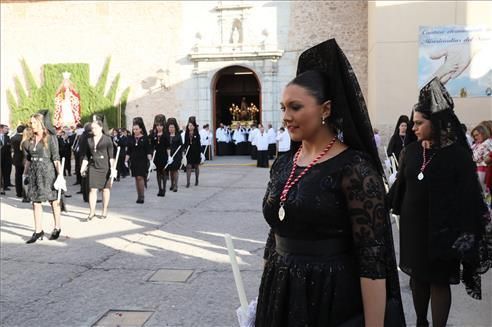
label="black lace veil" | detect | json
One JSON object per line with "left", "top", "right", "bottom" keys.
{"left": 413, "top": 77, "right": 470, "bottom": 152}
{"left": 295, "top": 39, "right": 383, "bottom": 175}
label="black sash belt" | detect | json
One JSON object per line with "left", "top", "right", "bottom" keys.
{"left": 275, "top": 234, "right": 352, "bottom": 257}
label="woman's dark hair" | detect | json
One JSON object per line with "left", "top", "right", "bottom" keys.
{"left": 132, "top": 117, "right": 147, "bottom": 136}
{"left": 185, "top": 116, "right": 199, "bottom": 144}
{"left": 92, "top": 119, "right": 104, "bottom": 129}
{"left": 392, "top": 115, "right": 409, "bottom": 136}
{"left": 152, "top": 114, "right": 167, "bottom": 136}
{"left": 166, "top": 118, "right": 180, "bottom": 134}
{"left": 287, "top": 70, "right": 341, "bottom": 132}
{"left": 413, "top": 107, "right": 469, "bottom": 151}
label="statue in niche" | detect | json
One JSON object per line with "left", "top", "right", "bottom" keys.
{"left": 239, "top": 97, "right": 248, "bottom": 120}
{"left": 229, "top": 18, "right": 243, "bottom": 44}
{"left": 54, "top": 72, "right": 81, "bottom": 129}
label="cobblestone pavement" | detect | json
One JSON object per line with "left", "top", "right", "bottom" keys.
{"left": 1, "top": 157, "right": 491, "bottom": 326}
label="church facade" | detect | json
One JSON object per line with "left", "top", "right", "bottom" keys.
{"left": 1, "top": 1, "right": 368, "bottom": 130}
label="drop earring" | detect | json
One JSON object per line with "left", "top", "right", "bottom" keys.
{"left": 321, "top": 117, "right": 326, "bottom": 125}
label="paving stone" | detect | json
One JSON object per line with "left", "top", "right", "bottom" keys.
{"left": 148, "top": 269, "right": 194, "bottom": 283}
{"left": 93, "top": 310, "right": 154, "bottom": 327}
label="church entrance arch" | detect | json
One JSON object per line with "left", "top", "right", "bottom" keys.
{"left": 212, "top": 65, "right": 261, "bottom": 155}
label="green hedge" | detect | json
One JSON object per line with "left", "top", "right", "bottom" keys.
{"left": 7, "top": 57, "right": 130, "bottom": 128}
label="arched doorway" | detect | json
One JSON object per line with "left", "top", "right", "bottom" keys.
{"left": 213, "top": 65, "right": 261, "bottom": 130}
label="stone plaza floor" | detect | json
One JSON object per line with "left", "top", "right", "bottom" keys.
{"left": 1, "top": 156, "right": 491, "bottom": 326}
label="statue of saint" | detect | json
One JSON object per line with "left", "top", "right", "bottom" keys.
{"left": 240, "top": 97, "right": 248, "bottom": 120}
{"left": 54, "top": 72, "right": 81, "bottom": 129}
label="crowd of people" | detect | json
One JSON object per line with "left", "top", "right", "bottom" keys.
{"left": 0, "top": 113, "right": 292, "bottom": 241}
{"left": 1, "top": 38, "right": 491, "bottom": 327}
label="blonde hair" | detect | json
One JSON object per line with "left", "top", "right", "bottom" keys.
{"left": 21, "top": 113, "right": 49, "bottom": 149}
{"left": 471, "top": 124, "right": 490, "bottom": 140}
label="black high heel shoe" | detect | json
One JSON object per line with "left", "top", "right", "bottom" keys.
{"left": 26, "top": 231, "right": 44, "bottom": 244}
{"left": 85, "top": 214, "right": 95, "bottom": 222}
{"left": 49, "top": 228, "right": 61, "bottom": 240}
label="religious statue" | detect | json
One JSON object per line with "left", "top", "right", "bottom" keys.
{"left": 239, "top": 97, "right": 248, "bottom": 120}
{"left": 54, "top": 72, "right": 81, "bottom": 129}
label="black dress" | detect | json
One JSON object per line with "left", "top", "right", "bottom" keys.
{"left": 127, "top": 135, "right": 152, "bottom": 177}
{"left": 256, "top": 149, "right": 405, "bottom": 326}
{"left": 151, "top": 133, "right": 170, "bottom": 170}
{"left": 386, "top": 134, "right": 406, "bottom": 159}
{"left": 391, "top": 141, "right": 490, "bottom": 299}
{"left": 167, "top": 134, "right": 183, "bottom": 171}
{"left": 23, "top": 135, "right": 59, "bottom": 202}
{"left": 185, "top": 131, "right": 201, "bottom": 165}
{"left": 84, "top": 135, "right": 114, "bottom": 189}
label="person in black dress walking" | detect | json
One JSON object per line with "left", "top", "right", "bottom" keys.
{"left": 80, "top": 116, "right": 116, "bottom": 221}
{"left": 255, "top": 39, "right": 405, "bottom": 326}
{"left": 387, "top": 115, "right": 410, "bottom": 160}
{"left": 184, "top": 117, "right": 201, "bottom": 188}
{"left": 389, "top": 78, "right": 491, "bottom": 327}
{"left": 22, "top": 111, "right": 67, "bottom": 243}
{"left": 125, "top": 117, "right": 152, "bottom": 203}
{"left": 150, "top": 114, "right": 171, "bottom": 196}
{"left": 166, "top": 118, "right": 183, "bottom": 192}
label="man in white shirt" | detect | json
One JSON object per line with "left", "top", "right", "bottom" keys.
{"left": 232, "top": 123, "right": 248, "bottom": 155}
{"left": 267, "top": 123, "right": 277, "bottom": 159}
{"left": 217, "top": 123, "right": 233, "bottom": 155}
{"left": 248, "top": 124, "right": 259, "bottom": 160}
{"left": 256, "top": 126, "right": 270, "bottom": 168}
{"left": 199, "top": 124, "right": 213, "bottom": 160}
{"left": 276, "top": 127, "right": 291, "bottom": 157}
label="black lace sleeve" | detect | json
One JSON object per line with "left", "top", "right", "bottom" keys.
{"left": 342, "top": 154, "right": 387, "bottom": 279}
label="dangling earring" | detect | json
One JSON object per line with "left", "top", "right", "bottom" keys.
{"left": 321, "top": 117, "right": 326, "bottom": 125}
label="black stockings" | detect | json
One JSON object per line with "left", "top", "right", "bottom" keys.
{"left": 410, "top": 278, "right": 451, "bottom": 327}
{"left": 169, "top": 170, "right": 179, "bottom": 191}
{"left": 135, "top": 176, "right": 145, "bottom": 200}
{"left": 186, "top": 164, "right": 199, "bottom": 187}
{"left": 156, "top": 168, "right": 167, "bottom": 194}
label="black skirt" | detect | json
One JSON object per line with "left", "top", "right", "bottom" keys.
{"left": 256, "top": 250, "right": 364, "bottom": 327}
{"left": 88, "top": 164, "right": 111, "bottom": 189}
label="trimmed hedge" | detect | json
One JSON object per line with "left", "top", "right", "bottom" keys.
{"left": 7, "top": 57, "right": 130, "bottom": 128}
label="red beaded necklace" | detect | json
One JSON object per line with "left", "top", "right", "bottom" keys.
{"left": 417, "top": 146, "right": 436, "bottom": 181}
{"left": 278, "top": 136, "right": 337, "bottom": 221}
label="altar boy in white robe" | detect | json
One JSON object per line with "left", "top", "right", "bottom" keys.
{"left": 256, "top": 126, "right": 269, "bottom": 168}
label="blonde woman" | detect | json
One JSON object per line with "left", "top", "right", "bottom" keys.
{"left": 22, "top": 111, "right": 66, "bottom": 243}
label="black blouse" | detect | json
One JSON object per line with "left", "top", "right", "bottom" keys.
{"left": 263, "top": 149, "right": 387, "bottom": 279}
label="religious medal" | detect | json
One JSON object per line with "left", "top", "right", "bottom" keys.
{"left": 417, "top": 172, "right": 424, "bottom": 180}
{"left": 278, "top": 204, "right": 286, "bottom": 221}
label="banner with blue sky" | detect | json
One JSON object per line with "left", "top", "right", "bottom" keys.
{"left": 419, "top": 25, "right": 492, "bottom": 97}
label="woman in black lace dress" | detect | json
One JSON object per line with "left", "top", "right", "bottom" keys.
{"left": 390, "top": 78, "right": 491, "bottom": 327}
{"left": 256, "top": 39, "right": 405, "bottom": 327}
{"left": 22, "top": 111, "right": 66, "bottom": 243}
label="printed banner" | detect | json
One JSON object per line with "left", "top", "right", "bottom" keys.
{"left": 419, "top": 25, "right": 492, "bottom": 97}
